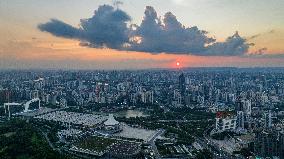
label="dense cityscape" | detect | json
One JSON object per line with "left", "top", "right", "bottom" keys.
{"left": 1, "top": 67, "right": 284, "bottom": 159}
{"left": 1, "top": 0, "right": 284, "bottom": 158}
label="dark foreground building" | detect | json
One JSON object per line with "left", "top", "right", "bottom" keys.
{"left": 254, "top": 129, "right": 284, "bottom": 159}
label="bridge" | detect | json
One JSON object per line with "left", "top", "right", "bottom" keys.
{"left": 24, "top": 98, "right": 40, "bottom": 112}
{"left": 3, "top": 98, "right": 41, "bottom": 118}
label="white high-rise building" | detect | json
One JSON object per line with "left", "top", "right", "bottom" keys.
{"left": 215, "top": 111, "right": 237, "bottom": 133}
{"left": 141, "top": 91, "right": 153, "bottom": 104}
{"left": 243, "top": 99, "right": 252, "bottom": 115}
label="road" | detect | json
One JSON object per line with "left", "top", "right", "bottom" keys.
{"left": 202, "top": 125, "right": 233, "bottom": 159}
{"left": 147, "top": 129, "right": 165, "bottom": 159}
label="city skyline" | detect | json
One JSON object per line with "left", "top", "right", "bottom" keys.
{"left": 1, "top": 0, "right": 284, "bottom": 69}
{"left": 1, "top": 68, "right": 284, "bottom": 158}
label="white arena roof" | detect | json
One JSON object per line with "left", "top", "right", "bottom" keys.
{"left": 104, "top": 114, "right": 119, "bottom": 126}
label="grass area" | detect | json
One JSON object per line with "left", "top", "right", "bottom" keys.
{"left": 75, "top": 136, "right": 116, "bottom": 152}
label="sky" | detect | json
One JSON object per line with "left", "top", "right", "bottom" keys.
{"left": 0, "top": 0, "right": 284, "bottom": 70}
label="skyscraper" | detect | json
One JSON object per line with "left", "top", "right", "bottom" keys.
{"left": 178, "top": 73, "right": 186, "bottom": 106}
{"left": 179, "top": 73, "right": 186, "bottom": 100}
{"left": 236, "top": 111, "right": 245, "bottom": 130}
{"left": 264, "top": 110, "right": 272, "bottom": 128}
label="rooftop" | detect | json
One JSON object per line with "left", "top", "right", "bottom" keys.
{"left": 104, "top": 114, "right": 119, "bottom": 126}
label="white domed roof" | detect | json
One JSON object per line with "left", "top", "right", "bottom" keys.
{"left": 104, "top": 114, "right": 119, "bottom": 126}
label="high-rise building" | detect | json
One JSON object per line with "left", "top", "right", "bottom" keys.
{"left": 178, "top": 73, "right": 186, "bottom": 105}
{"left": 236, "top": 99, "right": 251, "bottom": 114}
{"left": 30, "top": 90, "right": 39, "bottom": 99}
{"left": 236, "top": 111, "right": 245, "bottom": 130}
{"left": 243, "top": 99, "right": 252, "bottom": 115}
{"left": 264, "top": 110, "right": 272, "bottom": 128}
{"left": 179, "top": 73, "right": 186, "bottom": 96}
{"left": 235, "top": 99, "right": 252, "bottom": 129}
{"left": 33, "top": 78, "right": 44, "bottom": 90}
{"left": 141, "top": 91, "right": 153, "bottom": 104}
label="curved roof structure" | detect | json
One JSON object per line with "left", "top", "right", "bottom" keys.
{"left": 104, "top": 114, "right": 119, "bottom": 126}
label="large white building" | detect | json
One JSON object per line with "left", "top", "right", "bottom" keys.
{"left": 215, "top": 111, "right": 237, "bottom": 133}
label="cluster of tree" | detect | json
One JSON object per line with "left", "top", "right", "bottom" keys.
{"left": 233, "top": 148, "right": 254, "bottom": 158}
{"left": 180, "top": 120, "right": 214, "bottom": 137}
{"left": 0, "top": 119, "right": 69, "bottom": 159}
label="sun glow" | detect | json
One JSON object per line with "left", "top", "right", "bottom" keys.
{"left": 176, "top": 62, "right": 180, "bottom": 66}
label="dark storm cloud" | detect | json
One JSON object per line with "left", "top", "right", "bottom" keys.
{"left": 130, "top": 6, "right": 216, "bottom": 54}
{"left": 79, "top": 5, "right": 131, "bottom": 49}
{"left": 204, "top": 32, "right": 253, "bottom": 56}
{"left": 39, "top": 5, "right": 131, "bottom": 49}
{"left": 38, "top": 4, "right": 252, "bottom": 56}
{"left": 38, "top": 19, "right": 80, "bottom": 38}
